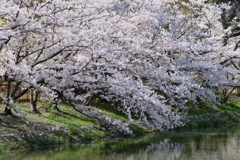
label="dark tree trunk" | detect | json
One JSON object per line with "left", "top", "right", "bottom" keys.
{"left": 3, "top": 105, "right": 14, "bottom": 116}
{"left": 51, "top": 102, "right": 61, "bottom": 112}
{"left": 3, "top": 79, "right": 14, "bottom": 116}
{"left": 30, "top": 89, "right": 39, "bottom": 113}
{"left": 222, "top": 87, "right": 236, "bottom": 103}
{"left": 84, "top": 95, "right": 96, "bottom": 106}
{"left": 31, "top": 102, "right": 38, "bottom": 113}
{"left": 49, "top": 94, "right": 60, "bottom": 112}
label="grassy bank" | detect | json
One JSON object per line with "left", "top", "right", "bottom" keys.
{"left": 182, "top": 97, "right": 240, "bottom": 128}
{"left": 1, "top": 97, "right": 240, "bottom": 153}
{"left": 0, "top": 101, "right": 149, "bottom": 153}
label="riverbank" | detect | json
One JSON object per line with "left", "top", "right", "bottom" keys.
{"left": 0, "top": 101, "right": 148, "bottom": 153}
{"left": 181, "top": 97, "right": 240, "bottom": 129}
{"left": 1, "top": 98, "right": 240, "bottom": 153}
{"left": 1, "top": 124, "right": 240, "bottom": 160}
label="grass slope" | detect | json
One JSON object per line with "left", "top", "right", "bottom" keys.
{"left": 1, "top": 97, "right": 240, "bottom": 152}
{"left": 0, "top": 101, "right": 108, "bottom": 152}
{"left": 183, "top": 97, "right": 240, "bottom": 128}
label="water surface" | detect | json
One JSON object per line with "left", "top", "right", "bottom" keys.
{"left": 1, "top": 125, "right": 240, "bottom": 160}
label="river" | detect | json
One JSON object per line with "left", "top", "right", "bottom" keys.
{"left": 0, "top": 125, "right": 240, "bottom": 160}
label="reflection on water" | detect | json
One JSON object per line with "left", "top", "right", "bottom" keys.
{"left": 1, "top": 125, "right": 240, "bottom": 160}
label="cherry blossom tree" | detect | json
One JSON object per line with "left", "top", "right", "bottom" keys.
{"left": 177, "top": 0, "right": 240, "bottom": 102}
{"left": 0, "top": 0, "right": 237, "bottom": 133}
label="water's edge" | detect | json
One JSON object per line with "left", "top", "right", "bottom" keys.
{"left": 1, "top": 111, "right": 240, "bottom": 153}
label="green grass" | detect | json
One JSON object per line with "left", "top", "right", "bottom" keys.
{"left": 14, "top": 101, "right": 95, "bottom": 127}
{"left": 0, "top": 100, "right": 148, "bottom": 137}
{"left": 187, "top": 96, "right": 240, "bottom": 116}
{"left": 218, "top": 98, "right": 240, "bottom": 112}
{"left": 1, "top": 96, "right": 240, "bottom": 152}
{"left": 187, "top": 107, "right": 217, "bottom": 115}
{"left": 0, "top": 101, "right": 124, "bottom": 152}
{"left": 181, "top": 96, "right": 240, "bottom": 129}
{"left": 92, "top": 99, "right": 129, "bottom": 122}
{"left": 187, "top": 103, "right": 218, "bottom": 115}
{"left": 0, "top": 99, "right": 151, "bottom": 152}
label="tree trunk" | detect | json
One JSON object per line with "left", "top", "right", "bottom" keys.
{"left": 30, "top": 99, "right": 38, "bottom": 113}
{"left": 84, "top": 96, "right": 95, "bottom": 106}
{"left": 51, "top": 102, "right": 61, "bottom": 112}
{"left": 3, "top": 105, "right": 13, "bottom": 116}
{"left": 3, "top": 79, "right": 14, "bottom": 116}
{"left": 30, "top": 89, "right": 39, "bottom": 113}
{"left": 222, "top": 87, "right": 236, "bottom": 103}
{"left": 51, "top": 91, "right": 62, "bottom": 113}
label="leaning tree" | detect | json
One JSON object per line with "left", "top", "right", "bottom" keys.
{"left": 0, "top": 0, "right": 237, "bottom": 133}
